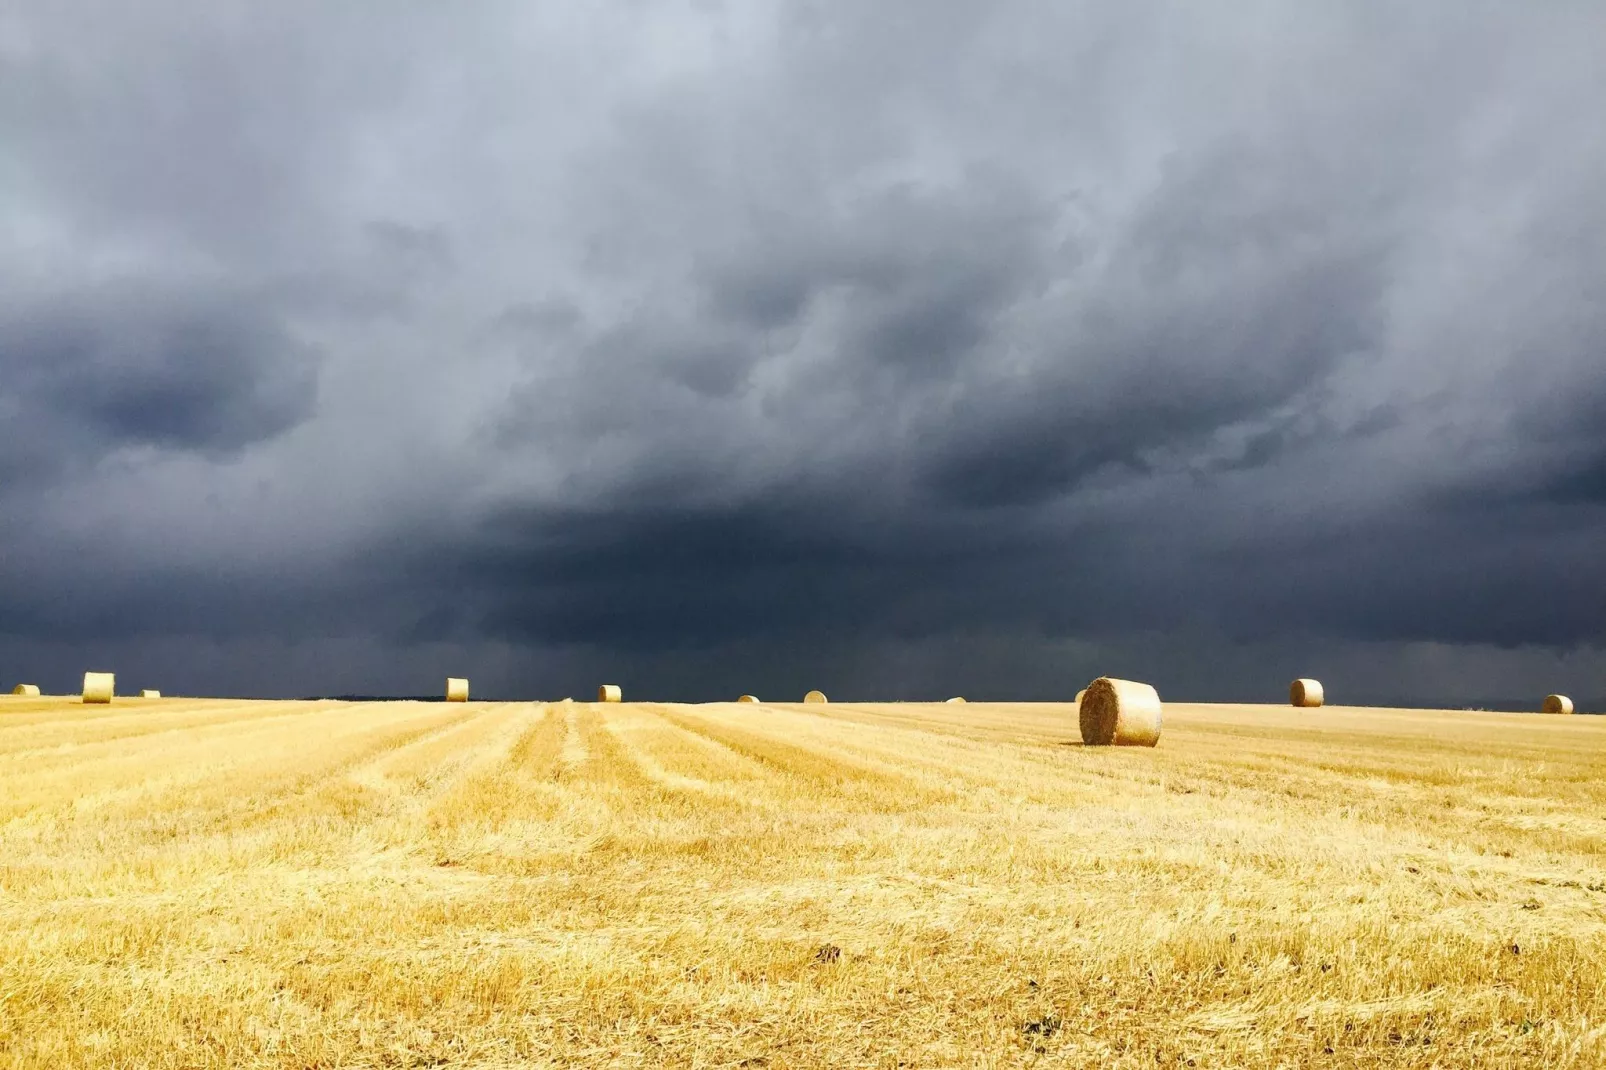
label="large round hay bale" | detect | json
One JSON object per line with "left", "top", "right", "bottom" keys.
{"left": 804, "top": 690, "right": 828, "bottom": 703}
{"left": 139, "top": 689, "right": 161, "bottom": 699}
{"left": 82, "top": 672, "right": 115, "bottom": 704}
{"left": 11, "top": 684, "right": 40, "bottom": 696}
{"left": 1078, "top": 677, "right": 1162, "bottom": 747}
{"left": 598, "top": 684, "right": 622, "bottom": 703}
{"left": 737, "top": 694, "right": 759, "bottom": 703}
{"left": 445, "top": 677, "right": 470, "bottom": 702}
{"left": 1543, "top": 694, "right": 1574, "bottom": 715}
{"left": 1290, "top": 678, "right": 1324, "bottom": 708}
{"left": 946, "top": 696, "right": 966, "bottom": 704}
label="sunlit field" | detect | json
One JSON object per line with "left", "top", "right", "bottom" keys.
{"left": 1, "top": 695, "right": 1602, "bottom": 1068}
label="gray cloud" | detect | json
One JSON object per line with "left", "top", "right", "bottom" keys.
{"left": 0, "top": 283, "right": 319, "bottom": 484}
{"left": 2, "top": 1, "right": 1605, "bottom": 705}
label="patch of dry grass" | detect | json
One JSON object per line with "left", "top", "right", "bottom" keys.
{"left": 0, "top": 694, "right": 1602, "bottom": 1067}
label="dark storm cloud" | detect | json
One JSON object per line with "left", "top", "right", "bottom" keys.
{"left": 0, "top": 284, "right": 319, "bottom": 483}
{"left": 919, "top": 141, "right": 1392, "bottom": 508}
{"left": 3, "top": 1, "right": 1605, "bottom": 703}
{"left": 694, "top": 177, "right": 1053, "bottom": 348}
{"left": 457, "top": 501, "right": 1059, "bottom": 645}
{"left": 1542, "top": 455, "right": 1606, "bottom": 506}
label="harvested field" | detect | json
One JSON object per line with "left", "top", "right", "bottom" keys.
{"left": 0, "top": 694, "right": 1602, "bottom": 1068}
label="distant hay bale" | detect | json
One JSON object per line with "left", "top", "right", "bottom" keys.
{"left": 1543, "top": 694, "right": 1574, "bottom": 715}
{"left": 598, "top": 684, "right": 622, "bottom": 703}
{"left": 11, "top": 684, "right": 40, "bottom": 696}
{"left": 1075, "top": 688, "right": 1086, "bottom": 703}
{"left": 139, "top": 689, "right": 161, "bottom": 699}
{"left": 946, "top": 696, "right": 966, "bottom": 704}
{"left": 804, "top": 690, "right": 828, "bottom": 703}
{"left": 1078, "top": 677, "right": 1162, "bottom": 747}
{"left": 1290, "top": 678, "right": 1324, "bottom": 708}
{"left": 82, "top": 672, "right": 115, "bottom": 704}
{"left": 737, "top": 694, "right": 760, "bottom": 703}
{"left": 445, "top": 677, "right": 470, "bottom": 702}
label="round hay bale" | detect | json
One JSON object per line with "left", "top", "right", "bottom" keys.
{"left": 11, "top": 684, "right": 40, "bottom": 696}
{"left": 82, "top": 671, "right": 115, "bottom": 705}
{"left": 1543, "top": 694, "right": 1574, "bottom": 715}
{"left": 804, "top": 690, "right": 828, "bottom": 703}
{"left": 1078, "top": 677, "right": 1162, "bottom": 747}
{"left": 598, "top": 684, "right": 622, "bottom": 703}
{"left": 139, "top": 689, "right": 161, "bottom": 699}
{"left": 1290, "top": 678, "right": 1324, "bottom": 708}
{"left": 946, "top": 696, "right": 966, "bottom": 704}
{"left": 737, "top": 694, "right": 760, "bottom": 703}
{"left": 1075, "top": 688, "right": 1086, "bottom": 703}
{"left": 445, "top": 677, "right": 470, "bottom": 702}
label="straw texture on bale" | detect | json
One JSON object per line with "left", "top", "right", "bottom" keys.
{"left": 11, "top": 684, "right": 40, "bottom": 696}
{"left": 139, "top": 689, "right": 161, "bottom": 699}
{"left": 445, "top": 677, "right": 470, "bottom": 702}
{"left": 1290, "top": 678, "right": 1324, "bottom": 708}
{"left": 804, "top": 690, "right": 828, "bottom": 704}
{"left": 1078, "top": 677, "right": 1162, "bottom": 747}
{"left": 598, "top": 684, "right": 622, "bottom": 703}
{"left": 946, "top": 697, "right": 966, "bottom": 704}
{"left": 737, "top": 694, "right": 759, "bottom": 703}
{"left": 1543, "top": 694, "right": 1574, "bottom": 715}
{"left": 82, "top": 672, "right": 115, "bottom": 704}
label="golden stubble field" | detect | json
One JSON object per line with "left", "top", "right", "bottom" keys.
{"left": 0, "top": 695, "right": 1602, "bottom": 1068}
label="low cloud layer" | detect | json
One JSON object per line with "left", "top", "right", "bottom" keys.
{"left": 3, "top": 2, "right": 1603, "bottom": 704}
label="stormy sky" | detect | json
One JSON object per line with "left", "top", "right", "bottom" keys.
{"left": 2, "top": 2, "right": 1603, "bottom": 705}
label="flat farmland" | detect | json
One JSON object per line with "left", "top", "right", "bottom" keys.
{"left": 0, "top": 695, "right": 1602, "bottom": 1068}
